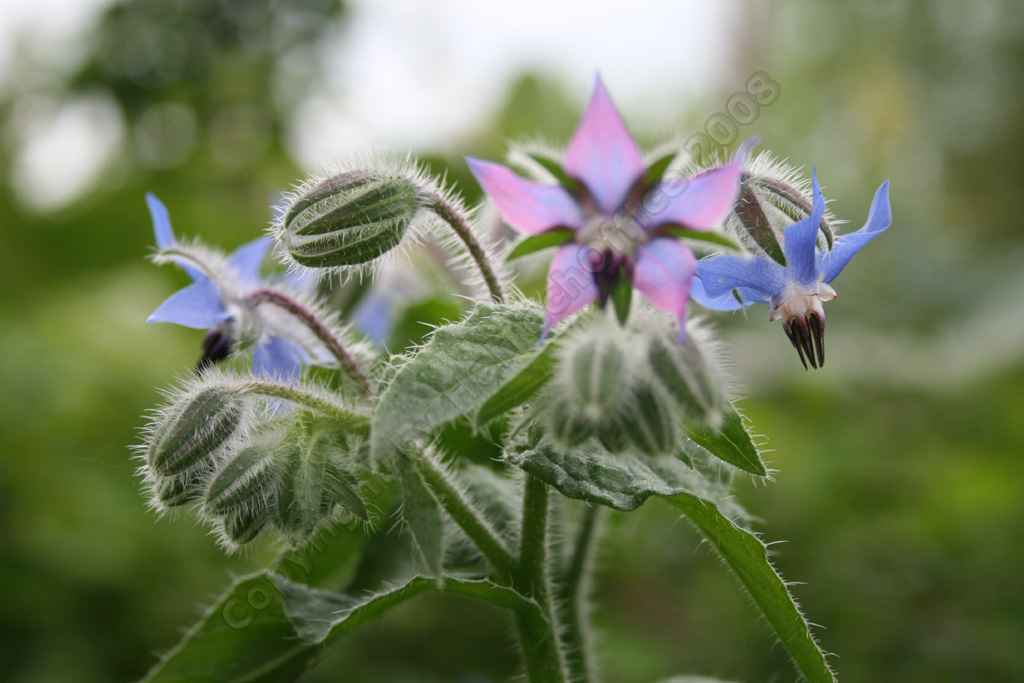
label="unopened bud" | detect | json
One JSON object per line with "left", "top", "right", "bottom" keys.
{"left": 558, "top": 321, "right": 636, "bottom": 421}
{"left": 544, "top": 399, "right": 593, "bottom": 448}
{"left": 647, "top": 323, "right": 725, "bottom": 426}
{"left": 279, "top": 170, "right": 422, "bottom": 268}
{"left": 620, "top": 383, "right": 676, "bottom": 456}
{"left": 148, "top": 387, "right": 247, "bottom": 478}
{"left": 219, "top": 506, "right": 269, "bottom": 547}
{"left": 275, "top": 416, "right": 364, "bottom": 537}
{"left": 154, "top": 475, "right": 203, "bottom": 509}
{"left": 204, "top": 443, "right": 282, "bottom": 516}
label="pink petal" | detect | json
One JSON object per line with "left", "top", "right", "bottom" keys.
{"left": 564, "top": 76, "right": 646, "bottom": 216}
{"left": 467, "top": 157, "right": 584, "bottom": 235}
{"left": 543, "top": 243, "right": 600, "bottom": 337}
{"left": 643, "top": 137, "right": 755, "bottom": 232}
{"left": 633, "top": 238, "right": 697, "bottom": 343}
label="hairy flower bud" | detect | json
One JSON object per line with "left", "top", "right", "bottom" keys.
{"left": 279, "top": 170, "right": 422, "bottom": 269}
{"left": 619, "top": 383, "right": 676, "bottom": 455}
{"left": 557, "top": 320, "right": 636, "bottom": 420}
{"left": 204, "top": 442, "right": 282, "bottom": 516}
{"left": 218, "top": 506, "right": 270, "bottom": 547}
{"left": 275, "top": 416, "right": 367, "bottom": 538}
{"left": 153, "top": 475, "right": 203, "bottom": 509}
{"left": 647, "top": 320, "right": 727, "bottom": 427}
{"left": 148, "top": 386, "right": 247, "bottom": 478}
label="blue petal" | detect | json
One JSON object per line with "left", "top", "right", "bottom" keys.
{"left": 147, "top": 193, "right": 175, "bottom": 249}
{"left": 563, "top": 76, "right": 646, "bottom": 215}
{"left": 147, "top": 278, "right": 228, "bottom": 328}
{"left": 467, "top": 157, "right": 585, "bottom": 234}
{"left": 352, "top": 290, "right": 395, "bottom": 347}
{"left": 147, "top": 193, "right": 204, "bottom": 281}
{"left": 643, "top": 137, "right": 755, "bottom": 232}
{"left": 819, "top": 181, "right": 892, "bottom": 283}
{"left": 695, "top": 253, "right": 785, "bottom": 300}
{"left": 783, "top": 170, "right": 825, "bottom": 285}
{"left": 227, "top": 237, "right": 272, "bottom": 289}
{"left": 690, "top": 275, "right": 768, "bottom": 311}
{"left": 543, "top": 243, "right": 600, "bottom": 338}
{"left": 633, "top": 238, "right": 696, "bottom": 343}
{"left": 285, "top": 265, "right": 318, "bottom": 292}
{"left": 252, "top": 335, "right": 306, "bottom": 381}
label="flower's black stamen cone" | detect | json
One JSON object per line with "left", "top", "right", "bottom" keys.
{"left": 807, "top": 312, "right": 825, "bottom": 368}
{"left": 197, "top": 326, "right": 233, "bottom": 373}
{"left": 784, "top": 318, "right": 809, "bottom": 370}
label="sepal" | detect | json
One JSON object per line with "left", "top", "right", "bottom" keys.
{"left": 276, "top": 160, "right": 425, "bottom": 271}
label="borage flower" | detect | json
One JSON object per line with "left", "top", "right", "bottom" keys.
{"left": 468, "top": 77, "right": 751, "bottom": 343}
{"left": 692, "top": 173, "right": 892, "bottom": 368}
{"left": 146, "top": 194, "right": 310, "bottom": 380}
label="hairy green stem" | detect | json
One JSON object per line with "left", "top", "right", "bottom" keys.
{"left": 425, "top": 193, "right": 506, "bottom": 304}
{"left": 246, "top": 288, "right": 374, "bottom": 392}
{"left": 516, "top": 474, "right": 568, "bottom": 682}
{"left": 237, "top": 380, "right": 369, "bottom": 432}
{"left": 557, "top": 505, "right": 603, "bottom": 682}
{"left": 408, "top": 448, "right": 518, "bottom": 579}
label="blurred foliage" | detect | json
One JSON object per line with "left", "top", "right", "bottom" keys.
{"left": 1, "top": 0, "right": 1023, "bottom": 682}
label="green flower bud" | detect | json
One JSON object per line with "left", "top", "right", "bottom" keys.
{"left": 557, "top": 320, "right": 637, "bottom": 420}
{"left": 619, "top": 383, "right": 677, "bottom": 456}
{"left": 219, "top": 506, "right": 270, "bottom": 547}
{"left": 279, "top": 170, "right": 422, "bottom": 268}
{"left": 148, "top": 386, "right": 247, "bottom": 478}
{"left": 544, "top": 399, "right": 593, "bottom": 448}
{"left": 154, "top": 475, "right": 203, "bottom": 509}
{"left": 647, "top": 320, "right": 727, "bottom": 427}
{"left": 275, "top": 416, "right": 366, "bottom": 538}
{"left": 204, "top": 442, "right": 282, "bottom": 516}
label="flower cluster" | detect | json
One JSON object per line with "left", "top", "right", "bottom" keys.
{"left": 469, "top": 77, "right": 752, "bottom": 343}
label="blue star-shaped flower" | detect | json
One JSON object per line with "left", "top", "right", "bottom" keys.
{"left": 467, "top": 76, "right": 752, "bottom": 343}
{"left": 146, "top": 194, "right": 308, "bottom": 380}
{"left": 692, "top": 173, "right": 892, "bottom": 368}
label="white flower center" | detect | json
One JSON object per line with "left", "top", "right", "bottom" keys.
{"left": 769, "top": 281, "right": 836, "bottom": 322}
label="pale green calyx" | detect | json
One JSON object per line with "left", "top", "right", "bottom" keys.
{"left": 147, "top": 385, "right": 249, "bottom": 479}
{"left": 278, "top": 168, "right": 423, "bottom": 270}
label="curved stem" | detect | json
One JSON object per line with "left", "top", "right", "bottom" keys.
{"left": 246, "top": 288, "right": 374, "bottom": 393}
{"left": 237, "top": 379, "right": 369, "bottom": 432}
{"left": 408, "top": 447, "right": 518, "bottom": 579}
{"left": 425, "top": 193, "right": 506, "bottom": 304}
{"left": 557, "top": 505, "right": 603, "bottom": 682}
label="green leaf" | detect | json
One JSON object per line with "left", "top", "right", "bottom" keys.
{"left": 661, "top": 226, "right": 743, "bottom": 252}
{"left": 310, "top": 575, "right": 542, "bottom": 644}
{"left": 141, "top": 515, "right": 376, "bottom": 682}
{"left": 397, "top": 457, "right": 445, "bottom": 576}
{"left": 525, "top": 150, "right": 579, "bottom": 191}
{"left": 640, "top": 150, "right": 679, "bottom": 187}
{"left": 505, "top": 435, "right": 738, "bottom": 513}
{"left": 139, "top": 572, "right": 319, "bottom": 683}
{"left": 475, "top": 340, "right": 558, "bottom": 428}
{"left": 667, "top": 495, "right": 836, "bottom": 683}
{"left": 505, "top": 229, "right": 575, "bottom": 261}
{"left": 271, "top": 574, "right": 356, "bottom": 643}
{"left": 371, "top": 302, "right": 545, "bottom": 461}
{"left": 610, "top": 275, "right": 632, "bottom": 326}
{"left": 683, "top": 410, "right": 767, "bottom": 476}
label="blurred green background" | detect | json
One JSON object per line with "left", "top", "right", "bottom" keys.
{"left": 1, "top": 1, "right": 1022, "bottom": 681}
